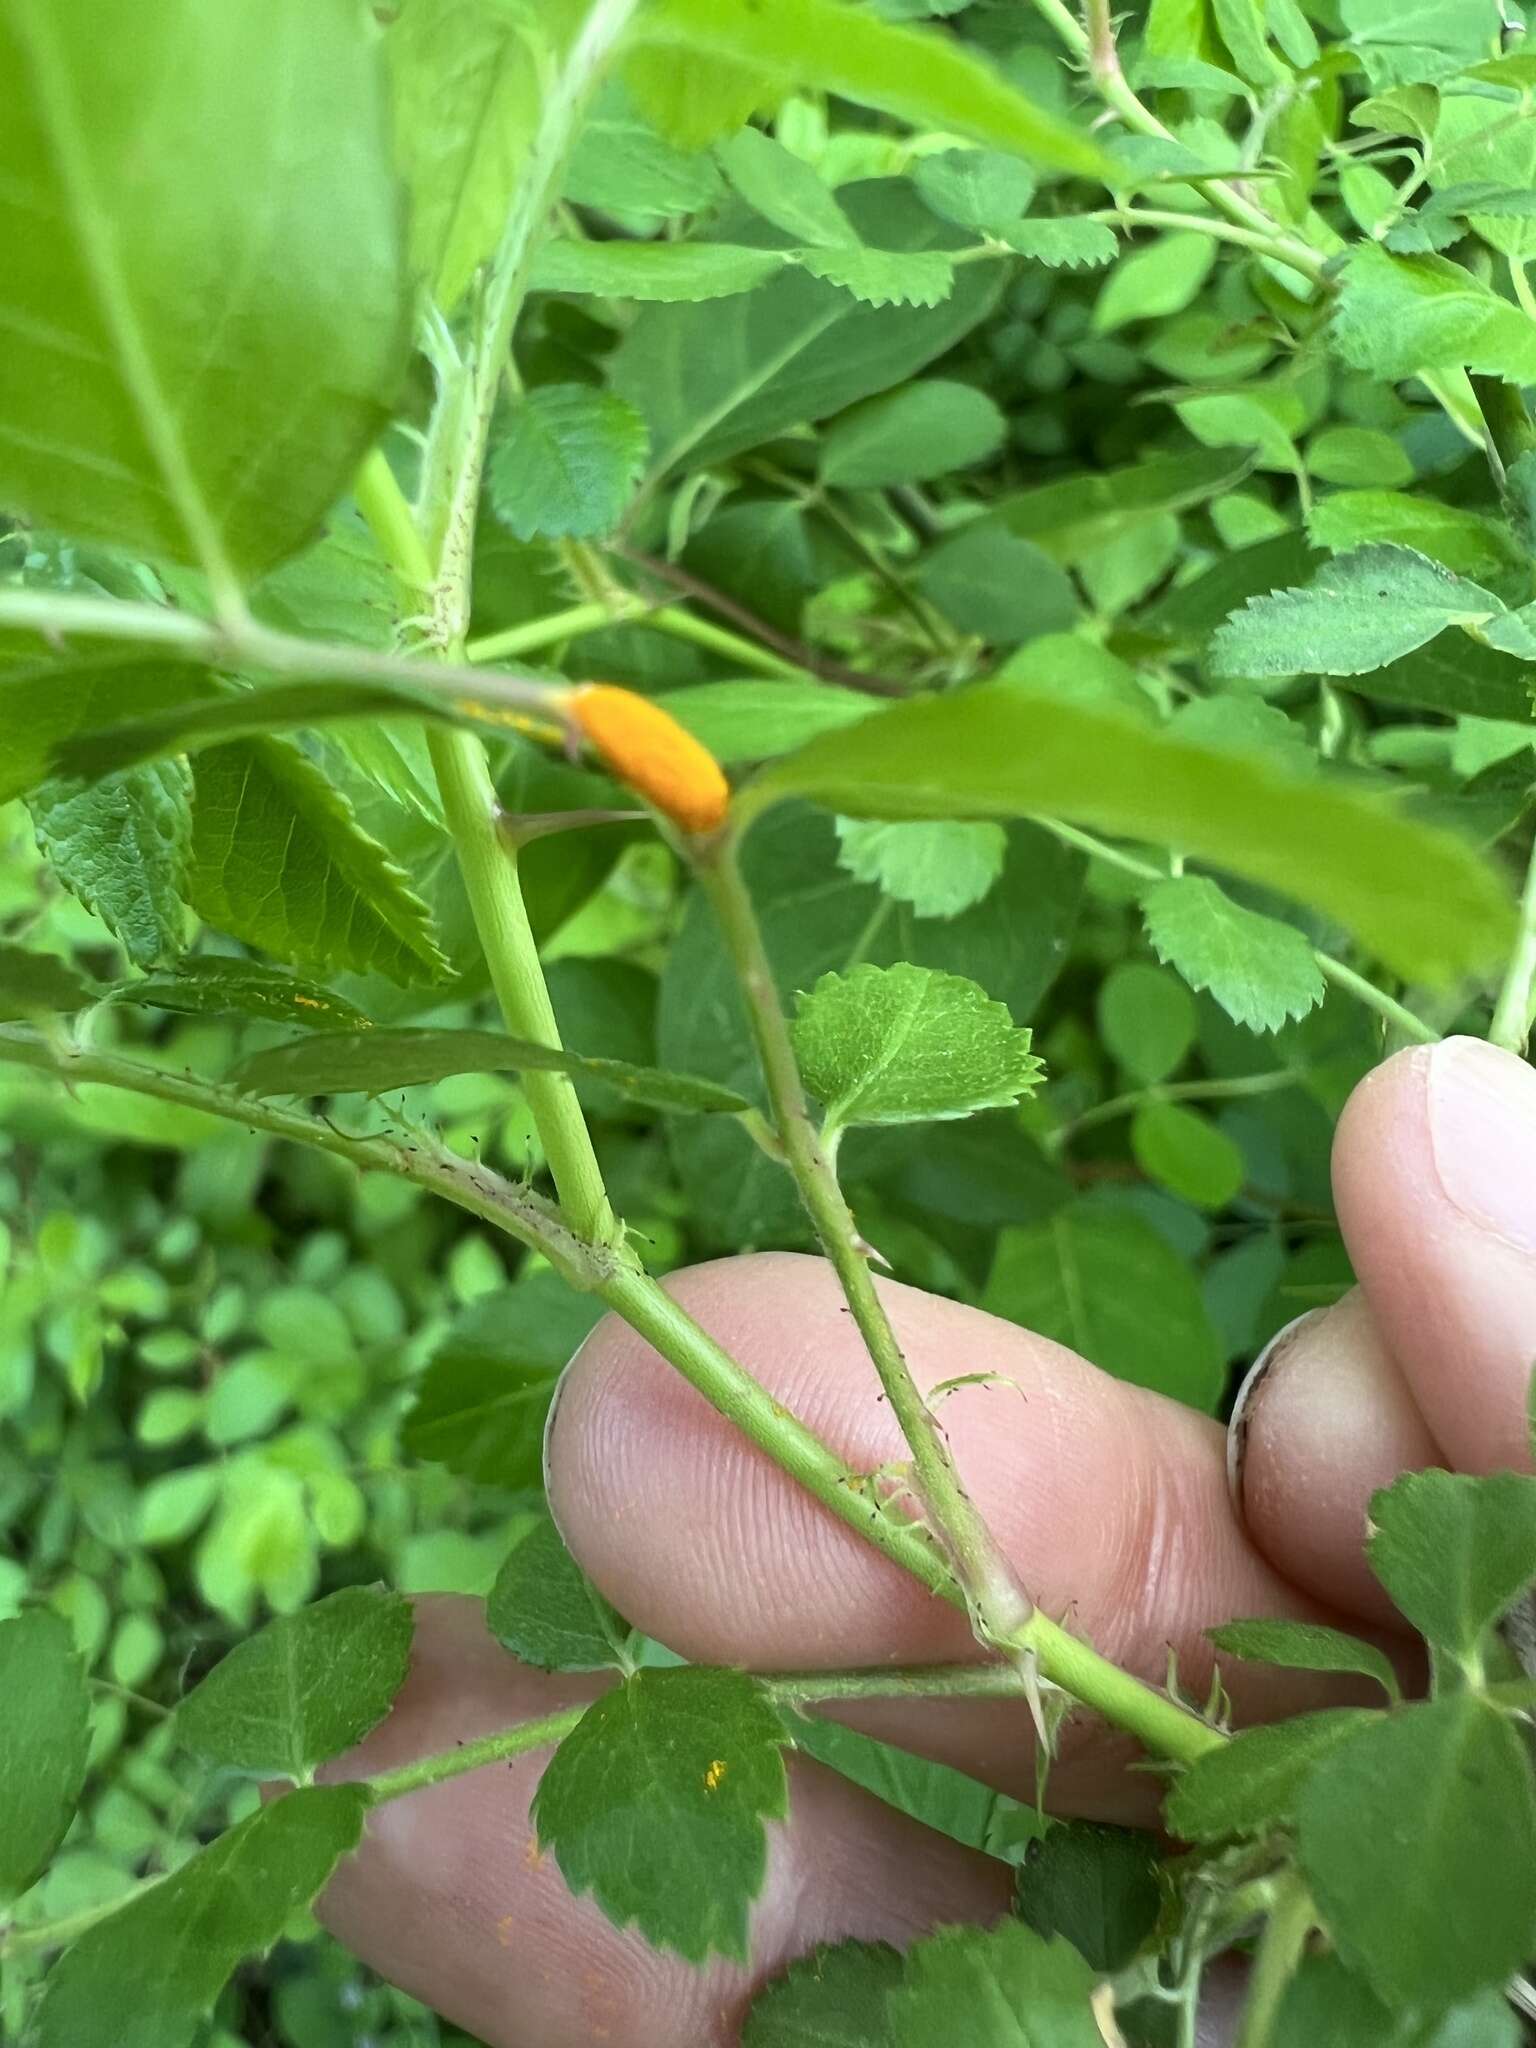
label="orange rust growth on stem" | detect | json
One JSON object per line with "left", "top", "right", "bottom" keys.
{"left": 567, "top": 683, "right": 730, "bottom": 835}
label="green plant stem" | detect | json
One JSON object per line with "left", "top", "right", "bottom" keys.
{"left": 1491, "top": 832, "right": 1536, "bottom": 1055}
{"left": 361, "top": 447, "right": 620, "bottom": 1244}
{"left": 597, "top": 1263, "right": 957, "bottom": 1598}
{"left": 0, "top": 1021, "right": 1222, "bottom": 1765}
{"left": 696, "top": 843, "right": 1225, "bottom": 1765}
{"left": 467, "top": 597, "right": 642, "bottom": 665}
{"left": 0, "top": 1024, "right": 607, "bottom": 1286}
{"left": 362, "top": 1660, "right": 1066, "bottom": 1807}
{"left": 1038, "top": 821, "right": 1441, "bottom": 1046}
{"left": 466, "top": 596, "right": 808, "bottom": 681}
{"left": 1235, "top": 1874, "right": 1315, "bottom": 2048}
{"left": 1058, "top": 1069, "right": 1299, "bottom": 1143}
{"left": 427, "top": 724, "right": 621, "bottom": 1247}
{"left": 1313, "top": 953, "right": 1439, "bottom": 1046}
{"left": 643, "top": 601, "right": 807, "bottom": 679}
{"left": 366, "top": 1706, "right": 587, "bottom": 1804}
{"left": 428, "top": 0, "right": 644, "bottom": 653}
{"left": 0, "top": 586, "right": 570, "bottom": 732}
{"left": 697, "top": 844, "right": 1036, "bottom": 1649}
{"left": 1090, "top": 207, "right": 1329, "bottom": 284}
{"left": 1029, "top": 0, "right": 1322, "bottom": 266}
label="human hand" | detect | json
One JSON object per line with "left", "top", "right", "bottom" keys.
{"left": 318, "top": 1039, "right": 1536, "bottom": 2046}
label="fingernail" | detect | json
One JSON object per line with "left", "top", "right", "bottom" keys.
{"left": 1226, "top": 1309, "right": 1325, "bottom": 1519}
{"left": 1426, "top": 1037, "right": 1536, "bottom": 1255}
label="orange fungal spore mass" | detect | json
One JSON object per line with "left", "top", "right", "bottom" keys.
{"left": 568, "top": 683, "right": 730, "bottom": 835}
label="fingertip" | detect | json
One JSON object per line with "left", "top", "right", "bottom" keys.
{"left": 1235, "top": 1291, "right": 1436, "bottom": 1625}
{"left": 1334, "top": 1038, "right": 1536, "bottom": 1473}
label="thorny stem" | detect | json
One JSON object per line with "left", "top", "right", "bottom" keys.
{"left": 697, "top": 843, "right": 1037, "bottom": 1652}
{"left": 1090, "top": 206, "right": 1329, "bottom": 284}
{"left": 1030, "top": 0, "right": 1323, "bottom": 270}
{"left": 363, "top": 1706, "right": 588, "bottom": 1804}
{"left": 361, "top": 1663, "right": 1063, "bottom": 1804}
{"left": 696, "top": 842, "right": 1225, "bottom": 1765}
{"left": 0, "top": 1025, "right": 608, "bottom": 1289}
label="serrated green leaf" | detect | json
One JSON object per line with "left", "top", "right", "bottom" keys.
{"left": 661, "top": 809, "right": 1084, "bottom": 1249}
{"left": 1002, "top": 218, "right": 1119, "bottom": 269}
{"left": 120, "top": 957, "right": 371, "bottom": 1031}
{"left": 821, "top": 380, "right": 1006, "bottom": 488}
{"left": 0, "top": 1611, "right": 91, "bottom": 1902}
{"left": 985, "top": 1203, "right": 1225, "bottom": 1409}
{"left": 658, "top": 682, "right": 879, "bottom": 762}
{"left": 834, "top": 819, "right": 1007, "bottom": 921}
{"left": 1143, "top": 876, "right": 1325, "bottom": 1034}
{"left": 1367, "top": 1469, "right": 1536, "bottom": 1667}
{"left": 636, "top": 0, "right": 1116, "bottom": 182}
{"left": 913, "top": 149, "right": 1037, "bottom": 235}
{"left": 1131, "top": 1100, "right": 1246, "bottom": 1209}
{"left": 1210, "top": 545, "right": 1503, "bottom": 679}
{"left": 0, "top": 0, "right": 407, "bottom": 582}
{"left": 1430, "top": 104, "right": 1536, "bottom": 262}
{"left": 793, "top": 963, "right": 1043, "bottom": 1133}
{"left": 748, "top": 679, "right": 1518, "bottom": 985}
{"left": 230, "top": 1025, "right": 752, "bottom": 1113}
{"left": 887, "top": 1920, "right": 1103, "bottom": 2046}
{"left": 1297, "top": 1697, "right": 1536, "bottom": 2012}
{"left": 1014, "top": 1822, "right": 1162, "bottom": 1974}
{"left": 0, "top": 943, "right": 96, "bottom": 1023}
{"left": 488, "top": 385, "right": 650, "bottom": 543}
{"left": 28, "top": 763, "right": 191, "bottom": 969}
{"left": 1341, "top": 0, "right": 1505, "bottom": 90}
{"left": 1333, "top": 246, "right": 1536, "bottom": 385}
{"left": 611, "top": 183, "right": 1005, "bottom": 479}
{"left": 487, "top": 1515, "right": 630, "bottom": 1672}
{"left": 1208, "top": 1618, "right": 1401, "bottom": 1702}
{"left": 531, "top": 1667, "right": 788, "bottom": 1963}
{"left": 176, "top": 1587, "right": 412, "bottom": 1782}
{"left": 185, "top": 739, "right": 450, "bottom": 987}
{"left": 744, "top": 1941, "right": 902, "bottom": 2047}
{"left": 1167, "top": 1709, "right": 1382, "bottom": 1843}
{"left": 796, "top": 246, "right": 956, "bottom": 309}
{"left": 35, "top": 1784, "right": 370, "bottom": 2048}
{"left": 401, "top": 1274, "right": 607, "bottom": 1488}
{"left": 719, "top": 127, "right": 856, "bottom": 247}
{"left": 531, "top": 238, "right": 788, "bottom": 301}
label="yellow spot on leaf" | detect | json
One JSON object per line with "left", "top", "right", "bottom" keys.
{"left": 704, "top": 1758, "right": 727, "bottom": 1793}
